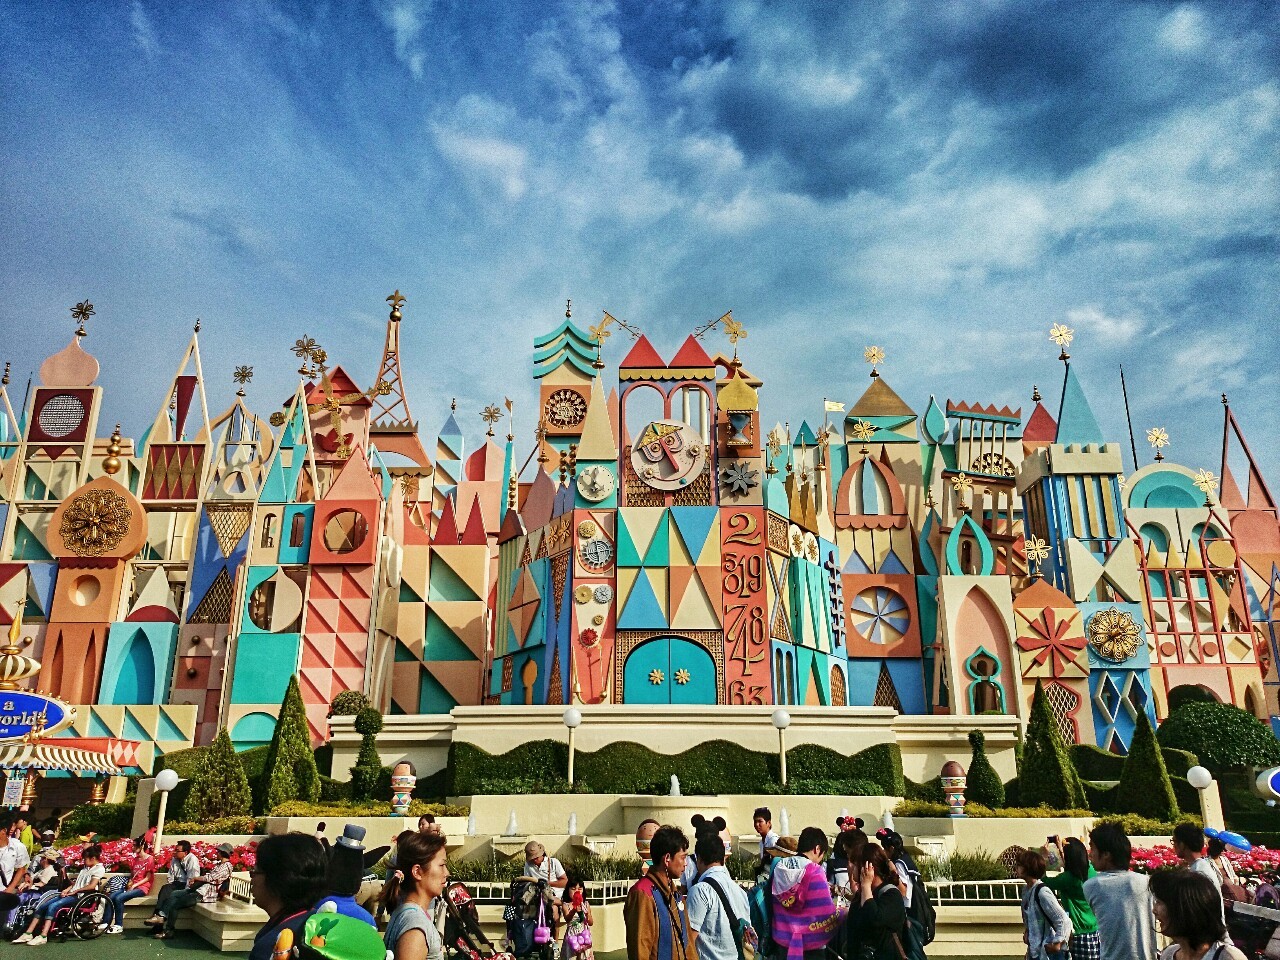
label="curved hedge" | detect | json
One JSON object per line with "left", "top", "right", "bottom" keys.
{"left": 1157, "top": 702, "right": 1280, "bottom": 774}
{"left": 450, "top": 738, "right": 905, "bottom": 796}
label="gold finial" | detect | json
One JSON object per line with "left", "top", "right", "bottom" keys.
{"left": 387, "top": 290, "right": 405, "bottom": 321}
{"left": 723, "top": 314, "right": 747, "bottom": 357}
{"left": 270, "top": 411, "right": 287, "bottom": 427}
{"left": 507, "top": 474, "right": 518, "bottom": 508}
{"left": 1222, "top": 393, "right": 1229, "bottom": 405}
{"left": 1025, "top": 536, "right": 1051, "bottom": 579}
{"left": 233, "top": 365, "right": 253, "bottom": 397}
{"left": 2, "top": 362, "right": 9, "bottom": 387}
{"left": 1193, "top": 469, "right": 1218, "bottom": 506}
{"left": 864, "top": 345, "right": 885, "bottom": 379}
{"left": 765, "top": 427, "right": 782, "bottom": 476}
{"left": 505, "top": 397, "right": 515, "bottom": 441}
{"left": 924, "top": 488, "right": 936, "bottom": 510}
{"left": 481, "top": 404, "right": 503, "bottom": 437}
{"left": 565, "top": 299, "right": 572, "bottom": 319}
{"left": 1049, "top": 323, "right": 1074, "bottom": 361}
{"left": 194, "top": 317, "right": 202, "bottom": 333}
{"left": 558, "top": 448, "right": 568, "bottom": 484}
{"left": 292, "top": 336, "right": 322, "bottom": 378}
{"left": 103, "top": 423, "right": 123, "bottom": 476}
{"left": 0, "top": 584, "right": 40, "bottom": 691}
{"left": 451, "top": 397, "right": 457, "bottom": 412}
{"left": 950, "top": 471, "right": 973, "bottom": 510}
{"left": 850, "top": 418, "right": 876, "bottom": 453}
{"left": 535, "top": 422, "right": 549, "bottom": 464}
{"left": 1031, "top": 384, "right": 1041, "bottom": 402}
{"left": 1146, "top": 426, "right": 1170, "bottom": 461}
{"left": 71, "top": 300, "right": 94, "bottom": 337}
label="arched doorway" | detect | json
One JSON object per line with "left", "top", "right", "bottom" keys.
{"left": 623, "top": 637, "right": 716, "bottom": 704}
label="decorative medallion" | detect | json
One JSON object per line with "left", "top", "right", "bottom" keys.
{"left": 649, "top": 668, "right": 665, "bottom": 685}
{"left": 545, "top": 389, "right": 587, "bottom": 428}
{"left": 580, "top": 538, "right": 614, "bottom": 571}
{"left": 38, "top": 393, "right": 87, "bottom": 439}
{"left": 789, "top": 524, "right": 805, "bottom": 558}
{"left": 803, "top": 531, "right": 820, "bottom": 563}
{"left": 592, "top": 584, "right": 613, "bottom": 604}
{"left": 630, "top": 420, "right": 707, "bottom": 491}
{"left": 970, "top": 452, "right": 1016, "bottom": 477}
{"left": 577, "top": 520, "right": 598, "bottom": 539}
{"left": 850, "top": 586, "right": 910, "bottom": 645}
{"left": 574, "top": 585, "right": 594, "bottom": 604}
{"left": 1088, "top": 608, "right": 1141, "bottom": 663}
{"left": 675, "top": 668, "right": 691, "bottom": 685}
{"left": 719, "top": 462, "right": 760, "bottom": 496}
{"left": 576, "top": 465, "right": 615, "bottom": 502}
{"left": 578, "top": 628, "right": 600, "bottom": 649}
{"left": 592, "top": 614, "right": 605, "bottom": 626}
{"left": 60, "top": 487, "right": 132, "bottom": 557}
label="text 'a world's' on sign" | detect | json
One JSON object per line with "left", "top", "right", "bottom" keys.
{"left": 0, "top": 693, "right": 71, "bottom": 742}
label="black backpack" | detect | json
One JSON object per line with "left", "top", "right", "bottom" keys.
{"left": 901, "top": 864, "right": 935, "bottom": 946}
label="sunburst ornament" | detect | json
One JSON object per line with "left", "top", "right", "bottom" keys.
{"left": 950, "top": 472, "right": 973, "bottom": 495}
{"left": 850, "top": 419, "right": 876, "bottom": 451}
{"left": 864, "top": 345, "right": 885, "bottom": 378}
{"left": 481, "top": 404, "right": 504, "bottom": 436}
{"left": 1025, "top": 536, "right": 1051, "bottom": 578}
{"left": 70, "top": 300, "right": 95, "bottom": 336}
{"left": 1088, "top": 608, "right": 1141, "bottom": 663}
{"left": 1193, "top": 469, "right": 1218, "bottom": 505}
{"left": 674, "top": 668, "right": 691, "bottom": 685}
{"left": 1049, "top": 323, "right": 1074, "bottom": 360}
{"left": 648, "top": 668, "right": 665, "bottom": 685}
{"left": 1147, "top": 426, "right": 1170, "bottom": 461}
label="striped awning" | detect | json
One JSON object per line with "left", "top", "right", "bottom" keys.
{"left": 0, "top": 740, "right": 124, "bottom": 775}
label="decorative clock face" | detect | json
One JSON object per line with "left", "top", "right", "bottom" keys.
{"left": 580, "top": 538, "right": 614, "bottom": 571}
{"left": 630, "top": 420, "right": 707, "bottom": 491}
{"left": 577, "top": 465, "right": 615, "bottom": 502}
{"left": 545, "top": 389, "right": 587, "bottom": 428}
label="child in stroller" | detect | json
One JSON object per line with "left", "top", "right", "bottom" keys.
{"left": 441, "top": 878, "right": 513, "bottom": 960}
{"left": 504, "top": 877, "right": 555, "bottom": 960}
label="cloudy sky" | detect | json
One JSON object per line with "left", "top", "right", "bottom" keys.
{"left": 1, "top": 1, "right": 1276, "bottom": 484}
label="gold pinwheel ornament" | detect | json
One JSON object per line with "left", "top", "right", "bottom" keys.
{"left": 1025, "top": 536, "right": 1051, "bottom": 577}
{"left": 1147, "top": 426, "right": 1170, "bottom": 461}
{"left": 71, "top": 300, "right": 95, "bottom": 337}
{"left": 864, "top": 345, "right": 885, "bottom": 379}
{"left": 481, "top": 404, "right": 504, "bottom": 436}
{"left": 1193, "top": 469, "right": 1218, "bottom": 505}
{"left": 850, "top": 419, "right": 876, "bottom": 452}
{"left": 1049, "top": 323, "right": 1074, "bottom": 360}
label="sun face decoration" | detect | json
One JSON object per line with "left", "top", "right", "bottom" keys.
{"left": 1087, "top": 608, "right": 1142, "bottom": 663}
{"left": 60, "top": 488, "right": 132, "bottom": 557}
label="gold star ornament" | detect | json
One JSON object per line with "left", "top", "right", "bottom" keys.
{"left": 649, "top": 669, "right": 665, "bottom": 685}
{"left": 674, "top": 668, "right": 691, "bottom": 685}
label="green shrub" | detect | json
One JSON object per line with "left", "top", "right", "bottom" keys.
{"left": 905, "top": 777, "right": 944, "bottom": 802}
{"left": 350, "top": 708, "right": 385, "bottom": 802}
{"left": 1116, "top": 713, "right": 1179, "bottom": 820}
{"left": 786, "top": 778, "right": 882, "bottom": 796}
{"left": 269, "top": 799, "right": 468, "bottom": 818}
{"left": 61, "top": 802, "right": 135, "bottom": 840}
{"left": 1157, "top": 702, "right": 1280, "bottom": 774}
{"left": 1082, "top": 781, "right": 1116, "bottom": 813}
{"left": 917, "top": 848, "right": 1009, "bottom": 882}
{"left": 314, "top": 744, "right": 334, "bottom": 778}
{"left": 1003, "top": 777, "right": 1020, "bottom": 807}
{"left": 1167, "top": 684, "right": 1218, "bottom": 714}
{"left": 965, "top": 731, "right": 1005, "bottom": 808}
{"left": 1071, "top": 743, "right": 1199, "bottom": 782}
{"left": 445, "top": 853, "right": 523, "bottom": 883}
{"left": 262, "top": 676, "right": 321, "bottom": 813}
{"left": 892, "top": 799, "right": 1091, "bottom": 819}
{"left": 319, "top": 776, "right": 353, "bottom": 802}
{"left": 162, "top": 816, "right": 260, "bottom": 835}
{"left": 1020, "top": 680, "right": 1087, "bottom": 810}
{"left": 726, "top": 851, "right": 762, "bottom": 882}
{"left": 187, "top": 728, "right": 253, "bottom": 820}
{"left": 1094, "top": 813, "right": 1199, "bottom": 836}
{"left": 1170, "top": 777, "right": 1198, "bottom": 816}
{"left": 564, "top": 854, "right": 645, "bottom": 881}
{"left": 329, "top": 691, "right": 370, "bottom": 717}
{"left": 1160, "top": 748, "right": 1198, "bottom": 778}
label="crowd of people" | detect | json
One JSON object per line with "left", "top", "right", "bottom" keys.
{"left": 0, "top": 804, "right": 1262, "bottom": 960}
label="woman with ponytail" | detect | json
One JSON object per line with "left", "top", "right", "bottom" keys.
{"left": 382, "top": 830, "right": 449, "bottom": 960}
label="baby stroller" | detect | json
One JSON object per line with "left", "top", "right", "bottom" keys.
{"left": 503, "top": 877, "right": 553, "bottom": 960}
{"left": 443, "top": 879, "right": 512, "bottom": 960}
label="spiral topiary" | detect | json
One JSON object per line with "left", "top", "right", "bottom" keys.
{"left": 965, "top": 730, "right": 1006, "bottom": 808}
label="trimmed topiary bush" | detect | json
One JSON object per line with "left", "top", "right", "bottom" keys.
{"left": 186, "top": 727, "right": 252, "bottom": 820}
{"left": 329, "top": 691, "right": 370, "bottom": 717}
{"left": 61, "top": 802, "right": 135, "bottom": 840}
{"left": 261, "top": 675, "right": 320, "bottom": 813}
{"left": 1019, "top": 680, "right": 1087, "bottom": 810}
{"left": 1116, "top": 712, "right": 1180, "bottom": 820}
{"left": 350, "top": 708, "right": 385, "bottom": 802}
{"left": 965, "top": 731, "right": 1005, "bottom": 808}
{"left": 1071, "top": 742, "right": 1199, "bottom": 782}
{"left": 1167, "top": 684, "right": 1218, "bottom": 714}
{"left": 1157, "top": 702, "right": 1280, "bottom": 774}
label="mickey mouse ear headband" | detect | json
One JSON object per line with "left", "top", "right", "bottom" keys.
{"left": 836, "top": 816, "right": 864, "bottom": 832}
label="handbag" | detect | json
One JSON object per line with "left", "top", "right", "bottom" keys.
{"left": 533, "top": 896, "right": 551, "bottom": 945}
{"left": 565, "top": 917, "right": 593, "bottom": 954}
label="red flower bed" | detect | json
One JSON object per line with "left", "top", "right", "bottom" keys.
{"left": 60, "top": 838, "right": 258, "bottom": 872}
{"left": 1132, "top": 844, "right": 1280, "bottom": 877}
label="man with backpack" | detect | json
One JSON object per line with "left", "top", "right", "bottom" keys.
{"left": 875, "top": 828, "right": 936, "bottom": 947}
{"left": 688, "top": 834, "right": 753, "bottom": 960}
{"left": 625, "top": 825, "right": 695, "bottom": 960}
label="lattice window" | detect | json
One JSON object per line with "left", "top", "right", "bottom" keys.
{"left": 873, "top": 662, "right": 902, "bottom": 712}
{"left": 547, "top": 651, "right": 564, "bottom": 704}
{"left": 1044, "top": 681, "right": 1080, "bottom": 744}
{"left": 501, "top": 657, "right": 513, "bottom": 693}
{"left": 188, "top": 568, "right": 236, "bottom": 624}
{"left": 830, "top": 666, "right": 847, "bottom": 707}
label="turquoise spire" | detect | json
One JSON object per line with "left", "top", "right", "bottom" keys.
{"left": 1055, "top": 363, "right": 1104, "bottom": 446}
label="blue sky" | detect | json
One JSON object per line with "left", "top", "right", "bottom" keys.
{"left": 1, "top": 1, "right": 1277, "bottom": 484}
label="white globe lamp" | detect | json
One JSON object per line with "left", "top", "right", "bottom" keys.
{"left": 772, "top": 709, "right": 792, "bottom": 787}
{"left": 563, "top": 708, "right": 583, "bottom": 786}
{"left": 153, "top": 768, "right": 181, "bottom": 850}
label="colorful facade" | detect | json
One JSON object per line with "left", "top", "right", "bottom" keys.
{"left": 2, "top": 302, "right": 1277, "bottom": 772}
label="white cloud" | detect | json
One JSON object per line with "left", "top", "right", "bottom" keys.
{"left": 1063, "top": 305, "right": 1145, "bottom": 345}
{"left": 130, "top": 1, "right": 159, "bottom": 58}
{"left": 433, "top": 129, "right": 529, "bottom": 201}
{"left": 1160, "top": 5, "right": 1208, "bottom": 54}
{"left": 376, "top": 0, "right": 429, "bottom": 79}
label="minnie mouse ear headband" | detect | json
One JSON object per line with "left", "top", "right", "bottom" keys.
{"left": 836, "top": 816, "right": 864, "bottom": 832}
{"left": 691, "top": 814, "right": 727, "bottom": 836}
{"left": 875, "top": 828, "right": 902, "bottom": 847}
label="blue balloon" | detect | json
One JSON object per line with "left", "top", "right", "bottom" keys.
{"left": 1220, "top": 831, "right": 1252, "bottom": 852}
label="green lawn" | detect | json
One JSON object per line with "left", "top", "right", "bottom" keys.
{"left": 21, "top": 930, "right": 221, "bottom": 957}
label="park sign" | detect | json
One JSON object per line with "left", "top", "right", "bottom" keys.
{"left": 0, "top": 692, "right": 74, "bottom": 743}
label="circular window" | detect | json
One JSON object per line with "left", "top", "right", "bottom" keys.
{"left": 71, "top": 575, "right": 101, "bottom": 606}
{"left": 323, "top": 509, "right": 369, "bottom": 554}
{"left": 545, "top": 389, "right": 587, "bottom": 428}
{"left": 38, "top": 394, "right": 86, "bottom": 438}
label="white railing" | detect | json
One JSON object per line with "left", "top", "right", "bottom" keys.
{"left": 925, "top": 879, "right": 1023, "bottom": 906}
{"left": 229, "top": 873, "right": 254, "bottom": 904}
{"left": 459, "top": 879, "right": 634, "bottom": 905}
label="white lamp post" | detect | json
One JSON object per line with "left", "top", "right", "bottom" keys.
{"left": 153, "top": 768, "right": 180, "bottom": 850}
{"left": 772, "top": 709, "right": 791, "bottom": 788}
{"left": 563, "top": 708, "right": 583, "bottom": 787}
{"left": 1187, "top": 765, "right": 1226, "bottom": 831}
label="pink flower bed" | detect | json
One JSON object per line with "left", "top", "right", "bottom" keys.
{"left": 60, "top": 838, "right": 258, "bottom": 872}
{"left": 1132, "top": 844, "right": 1280, "bottom": 877}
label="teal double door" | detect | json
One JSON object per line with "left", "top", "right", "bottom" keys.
{"left": 623, "top": 636, "right": 716, "bottom": 704}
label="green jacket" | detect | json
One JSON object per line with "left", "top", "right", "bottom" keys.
{"left": 1043, "top": 868, "right": 1097, "bottom": 934}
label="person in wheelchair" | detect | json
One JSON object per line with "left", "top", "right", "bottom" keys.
{"left": 13, "top": 844, "right": 105, "bottom": 945}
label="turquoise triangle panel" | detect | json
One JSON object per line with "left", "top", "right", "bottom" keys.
{"left": 1055, "top": 364, "right": 1104, "bottom": 446}
{"left": 155, "top": 710, "right": 186, "bottom": 742}
{"left": 423, "top": 612, "right": 477, "bottom": 661}
{"left": 642, "top": 513, "right": 670, "bottom": 567}
{"left": 121, "top": 709, "right": 150, "bottom": 742}
{"left": 615, "top": 512, "right": 642, "bottom": 567}
{"left": 418, "top": 668, "right": 459, "bottom": 714}
{"left": 669, "top": 507, "right": 718, "bottom": 562}
{"left": 399, "top": 581, "right": 424, "bottom": 603}
{"left": 87, "top": 712, "right": 113, "bottom": 737}
{"left": 428, "top": 557, "right": 479, "bottom": 602}
{"left": 618, "top": 569, "right": 667, "bottom": 629}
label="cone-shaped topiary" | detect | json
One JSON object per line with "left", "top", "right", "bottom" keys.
{"left": 261, "top": 675, "right": 320, "bottom": 813}
{"left": 965, "top": 730, "right": 1005, "bottom": 808}
{"left": 350, "top": 707, "right": 385, "bottom": 802}
{"left": 187, "top": 727, "right": 252, "bottom": 820}
{"left": 1019, "top": 679, "right": 1087, "bottom": 810}
{"left": 1115, "top": 711, "right": 1179, "bottom": 820}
